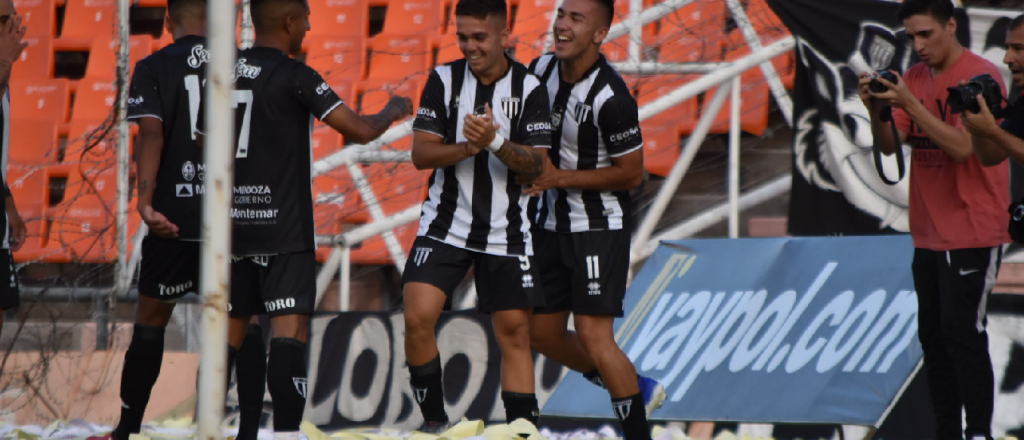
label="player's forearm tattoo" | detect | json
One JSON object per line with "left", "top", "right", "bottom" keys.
{"left": 494, "top": 142, "right": 543, "bottom": 178}
{"left": 139, "top": 180, "right": 149, "bottom": 193}
{"left": 364, "top": 111, "right": 395, "bottom": 132}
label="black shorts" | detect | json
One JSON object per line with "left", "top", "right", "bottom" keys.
{"left": 0, "top": 248, "right": 19, "bottom": 310}
{"left": 401, "top": 236, "right": 544, "bottom": 313}
{"left": 533, "top": 228, "right": 630, "bottom": 317}
{"left": 230, "top": 252, "right": 316, "bottom": 318}
{"left": 138, "top": 236, "right": 200, "bottom": 301}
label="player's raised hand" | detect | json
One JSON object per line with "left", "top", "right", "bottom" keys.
{"left": 385, "top": 96, "right": 414, "bottom": 120}
{"left": 139, "top": 205, "right": 179, "bottom": 239}
{"left": 0, "top": 15, "right": 27, "bottom": 67}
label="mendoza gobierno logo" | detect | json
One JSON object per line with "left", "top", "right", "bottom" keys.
{"left": 622, "top": 256, "right": 918, "bottom": 403}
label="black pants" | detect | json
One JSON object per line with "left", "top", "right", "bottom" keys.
{"left": 913, "top": 247, "right": 1000, "bottom": 440}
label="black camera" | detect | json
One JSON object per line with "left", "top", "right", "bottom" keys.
{"left": 868, "top": 70, "right": 899, "bottom": 93}
{"left": 947, "top": 73, "right": 1005, "bottom": 117}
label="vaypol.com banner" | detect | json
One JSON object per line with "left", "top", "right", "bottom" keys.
{"left": 543, "top": 236, "right": 922, "bottom": 427}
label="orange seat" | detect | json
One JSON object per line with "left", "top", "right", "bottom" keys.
{"left": 367, "top": 34, "right": 430, "bottom": 80}
{"left": 350, "top": 221, "right": 417, "bottom": 266}
{"left": 329, "top": 79, "right": 356, "bottom": 109}
{"left": 356, "top": 76, "right": 424, "bottom": 117}
{"left": 724, "top": 31, "right": 795, "bottom": 89}
{"left": 8, "top": 118, "right": 59, "bottom": 165}
{"left": 312, "top": 124, "right": 342, "bottom": 160}
{"left": 658, "top": 33, "right": 724, "bottom": 63}
{"left": 12, "top": 37, "right": 54, "bottom": 80}
{"left": 58, "top": 0, "right": 116, "bottom": 49}
{"left": 313, "top": 167, "right": 369, "bottom": 224}
{"left": 364, "top": 162, "right": 428, "bottom": 215}
{"left": 640, "top": 121, "right": 679, "bottom": 177}
{"left": 71, "top": 77, "right": 117, "bottom": 121}
{"left": 10, "top": 78, "right": 70, "bottom": 123}
{"left": 305, "top": 35, "right": 366, "bottom": 82}
{"left": 44, "top": 170, "right": 118, "bottom": 263}
{"left": 154, "top": 30, "right": 173, "bottom": 51}
{"left": 510, "top": 0, "right": 557, "bottom": 63}
{"left": 746, "top": 0, "right": 790, "bottom": 44}
{"left": 309, "top": 0, "right": 369, "bottom": 38}
{"left": 63, "top": 120, "right": 123, "bottom": 164}
{"left": 604, "top": 0, "right": 656, "bottom": 63}
{"left": 432, "top": 33, "right": 462, "bottom": 66}
{"left": 636, "top": 75, "right": 700, "bottom": 134}
{"left": 84, "top": 35, "right": 154, "bottom": 78}
{"left": 8, "top": 167, "right": 48, "bottom": 261}
{"left": 16, "top": 0, "right": 57, "bottom": 38}
{"left": 380, "top": 0, "right": 443, "bottom": 36}
{"left": 705, "top": 70, "right": 770, "bottom": 136}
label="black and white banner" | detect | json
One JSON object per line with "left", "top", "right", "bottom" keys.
{"left": 303, "top": 311, "right": 567, "bottom": 430}
{"left": 767, "top": 0, "right": 1019, "bottom": 236}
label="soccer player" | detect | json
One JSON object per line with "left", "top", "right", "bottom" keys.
{"left": 0, "top": 2, "right": 26, "bottom": 341}
{"left": 216, "top": 1, "right": 411, "bottom": 439}
{"left": 524, "top": 0, "right": 662, "bottom": 438}
{"left": 860, "top": 0, "right": 1009, "bottom": 438}
{"left": 117, "top": 2, "right": 267, "bottom": 439}
{"left": 402, "top": 0, "right": 550, "bottom": 432}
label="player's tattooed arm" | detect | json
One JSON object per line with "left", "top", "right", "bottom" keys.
{"left": 463, "top": 103, "right": 543, "bottom": 177}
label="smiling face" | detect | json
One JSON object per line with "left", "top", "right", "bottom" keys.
{"left": 455, "top": 13, "right": 509, "bottom": 76}
{"left": 286, "top": 2, "right": 311, "bottom": 55}
{"left": 1006, "top": 24, "right": 1024, "bottom": 88}
{"left": 552, "top": 0, "right": 609, "bottom": 61}
{"left": 902, "top": 13, "right": 958, "bottom": 68}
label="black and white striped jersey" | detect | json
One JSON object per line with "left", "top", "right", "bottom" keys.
{"left": 529, "top": 54, "right": 643, "bottom": 233}
{"left": 413, "top": 57, "right": 552, "bottom": 256}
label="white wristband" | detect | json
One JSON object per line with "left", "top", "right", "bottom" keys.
{"left": 486, "top": 133, "right": 505, "bottom": 153}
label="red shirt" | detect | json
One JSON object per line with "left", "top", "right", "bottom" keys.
{"left": 892, "top": 49, "right": 1010, "bottom": 251}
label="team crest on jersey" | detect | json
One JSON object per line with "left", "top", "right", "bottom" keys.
{"left": 573, "top": 102, "right": 591, "bottom": 124}
{"left": 501, "top": 96, "right": 521, "bottom": 120}
{"left": 413, "top": 247, "right": 432, "bottom": 267}
{"left": 612, "top": 400, "right": 631, "bottom": 420}
{"left": 551, "top": 105, "right": 564, "bottom": 128}
{"left": 182, "top": 161, "right": 195, "bottom": 182}
{"left": 293, "top": 377, "right": 308, "bottom": 399}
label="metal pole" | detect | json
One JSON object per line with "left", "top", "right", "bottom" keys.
{"left": 724, "top": 0, "right": 793, "bottom": 126}
{"left": 728, "top": 76, "right": 741, "bottom": 238}
{"left": 107, "top": 0, "right": 131, "bottom": 351}
{"left": 198, "top": 0, "right": 236, "bottom": 437}
{"left": 339, "top": 247, "right": 351, "bottom": 312}
{"left": 344, "top": 162, "right": 408, "bottom": 272}
{"left": 628, "top": 0, "right": 642, "bottom": 68}
{"left": 606, "top": 0, "right": 696, "bottom": 42}
{"left": 630, "top": 81, "right": 734, "bottom": 265}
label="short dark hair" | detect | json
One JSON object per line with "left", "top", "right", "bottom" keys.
{"left": 167, "top": 0, "right": 206, "bottom": 25}
{"left": 454, "top": 0, "right": 507, "bottom": 23}
{"left": 897, "top": 0, "right": 954, "bottom": 24}
{"left": 1010, "top": 14, "right": 1024, "bottom": 32}
{"left": 251, "top": 0, "right": 307, "bottom": 31}
{"left": 594, "top": 0, "right": 614, "bottom": 27}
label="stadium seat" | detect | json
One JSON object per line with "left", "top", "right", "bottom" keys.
{"left": 10, "top": 78, "right": 70, "bottom": 123}
{"left": 350, "top": 221, "right": 417, "bottom": 265}
{"left": 724, "top": 31, "right": 795, "bottom": 89}
{"left": 312, "top": 124, "right": 343, "bottom": 160}
{"left": 84, "top": 35, "right": 154, "bottom": 79}
{"left": 640, "top": 120, "right": 679, "bottom": 177}
{"left": 705, "top": 69, "right": 770, "bottom": 136}
{"left": 356, "top": 76, "right": 423, "bottom": 116}
{"left": 11, "top": 37, "right": 54, "bottom": 80}
{"left": 380, "top": 0, "right": 443, "bottom": 36}
{"left": 329, "top": 79, "right": 356, "bottom": 110}
{"left": 71, "top": 77, "right": 117, "bottom": 122}
{"left": 656, "top": 1, "right": 728, "bottom": 61}
{"left": 746, "top": 0, "right": 790, "bottom": 44}
{"left": 309, "top": 0, "right": 369, "bottom": 37}
{"left": 7, "top": 167, "right": 48, "bottom": 261}
{"left": 63, "top": 121, "right": 123, "bottom": 165}
{"left": 58, "top": 0, "right": 116, "bottom": 50}
{"left": 314, "top": 167, "right": 369, "bottom": 224}
{"left": 8, "top": 118, "right": 59, "bottom": 165}
{"left": 44, "top": 169, "right": 118, "bottom": 263}
{"left": 364, "top": 162, "right": 428, "bottom": 215}
{"left": 636, "top": 75, "right": 699, "bottom": 134}
{"left": 154, "top": 30, "right": 174, "bottom": 51}
{"left": 510, "top": 0, "right": 557, "bottom": 63}
{"left": 366, "top": 34, "right": 430, "bottom": 80}
{"left": 431, "top": 33, "right": 462, "bottom": 66}
{"left": 604, "top": 0, "right": 657, "bottom": 63}
{"left": 16, "top": 0, "right": 57, "bottom": 38}
{"left": 305, "top": 35, "right": 366, "bottom": 82}
{"left": 658, "top": 33, "right": 724, "bottom": 63}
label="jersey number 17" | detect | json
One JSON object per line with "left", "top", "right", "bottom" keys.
{"left": 184, "top": 74, "right": 254, "bottom": 158}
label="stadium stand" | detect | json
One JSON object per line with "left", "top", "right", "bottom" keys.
{"left": 15, "top": 0, "right": 57, "bottom": 38}
{"left": 308, "top": 0, "right": 370, "bottom": 38}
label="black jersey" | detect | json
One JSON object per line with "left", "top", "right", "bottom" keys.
{"left": 127, "top": 35, "right": 209, "bottom": 241}
{"left": 223, "top": 47, "right": 344, "bottom": 256}
{"left": 1, "top": 91, "right": 10, "bottom": 250}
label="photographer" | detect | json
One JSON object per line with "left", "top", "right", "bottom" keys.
{"left": 857, "top": 1, "right": 1009, "bottom": 439}
{"left": 962, "top": 14, "right": 1024, "bottom": 164}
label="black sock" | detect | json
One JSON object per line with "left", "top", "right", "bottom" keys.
{"left": 583, "top": 370, "right": 606, "bottom": 389}
{"left": 236, "top": 325, "right": 266, "bottom": 440}
{"left": 113, "top": 325, "right": 165, "bottom": 440}
{"left": 501, "top": 391, "right": 539, "bottom": 427}
{"left": 408, "top": 356, "right": 447, "bottom": 422}
{"left": 612, "top": 393, "right": 651, "bottom": 440}
{"left": 266, "top": 338, "right": 308, "bottom": 432}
